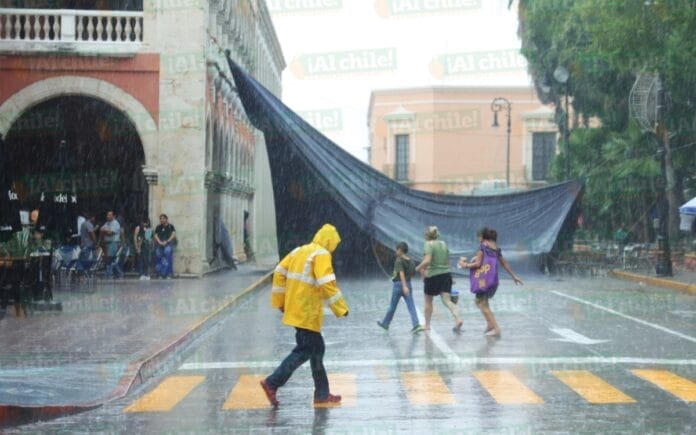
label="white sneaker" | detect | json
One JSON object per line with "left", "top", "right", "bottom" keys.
{"left": 139, "top": 275, "right": 146, "bottom": 280}
{"left": 145, "top": 276, "right": 151, "bottom": 280}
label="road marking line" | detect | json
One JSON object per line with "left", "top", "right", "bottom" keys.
{"left": 413, "top": 306, "right": 460, "bottom": 362}
{"left": 670, "top": 310, "right": 696, "bottom": 318}
{"left": 474, "top": 370, "right": 544, "bottom": 404}
{"left": 180, "top": 357, "right": 696, "bottom": 371}
{"left": 549, "top": 328, "right": 610, "bottom": 345}
{"left": 632, "top": 369, "right": 696, "bottom": 402}
{"left": 425, "top": 328, "right": 460, "bottom": 361}
{"left": 551, "top": 291, "right": 696, "bottom": 344}
{"left": 401, "top": 371, "right": 456, "bottom": 405}
{"left": 222, "top": 374, "right": 270, "bottom": 410}
{"left": 314, "top": 373, "right": 357, "bottom": 408}
{"left": 552, "top": 370, "right": 636, "bottom": 404}
{"left": 123, "top": 375, "right": 205, "bottom": 413}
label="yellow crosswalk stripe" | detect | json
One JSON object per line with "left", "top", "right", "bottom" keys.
{"left": 123, "top": 375, "right": 205, "bottom": 413}
{"left": 401, "top": 371, "right": 456, "bottom": 405}
{"left": 632, "top": 369, "right": 696, "bottom": 402}
{"left": 474, "top": 370, "right": 544, "bottom": 404}
{"left": 314, "top": 373, "right": 357, "bottom": 408}
{"left": 552, "top": 370, "right": 636, "bottom": 404}
{"left": 120, "top": 368, "right": 696, "bottom": 413}
{"left": 222, "top": 374, "right": 271, "bottom": 409}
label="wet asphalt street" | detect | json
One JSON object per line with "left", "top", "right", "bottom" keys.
{"left": 10, "top": 275, "right": 696, "bottom": 434}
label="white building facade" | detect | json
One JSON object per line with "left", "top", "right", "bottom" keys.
{"left": 0, "top": 0, "right": 285, "bottom": 274}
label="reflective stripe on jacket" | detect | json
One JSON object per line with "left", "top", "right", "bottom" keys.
{"left": 271, "top": 224, "right": 349, "bottom": 332}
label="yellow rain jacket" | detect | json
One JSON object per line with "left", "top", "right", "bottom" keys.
{"left": 271, "top": 224, "right": 349, "bottom": 332}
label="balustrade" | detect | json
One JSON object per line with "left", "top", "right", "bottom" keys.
{"left": 0, "top": 8, "right": 143, "bottom": 54}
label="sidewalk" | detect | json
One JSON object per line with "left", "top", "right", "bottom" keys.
{"left": 0, "top": 264, "right": 271, "bottom": 427}
{"left": 610, "top": 268, "right": 696, "bottom": 294}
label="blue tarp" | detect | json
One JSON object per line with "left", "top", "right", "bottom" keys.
{"left": 226, "top": 55, "right": 582, "bottom": 274}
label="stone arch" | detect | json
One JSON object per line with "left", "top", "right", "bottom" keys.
{"left": 0, "top": 76, "right": 158, "bottom": 167}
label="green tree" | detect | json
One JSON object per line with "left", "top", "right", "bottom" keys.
{"left": 517, "top": 0, "right": 696, "bottom": 242}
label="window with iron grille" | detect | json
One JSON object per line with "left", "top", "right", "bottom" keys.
{"left": 532, "top": 132, "right": 557, "bottom": 181}
{"left": 395, "top": 134, "right": 409, "bottom": 182}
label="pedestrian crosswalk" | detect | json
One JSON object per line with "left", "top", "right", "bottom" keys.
{"left": 222, "top": 375, "right": 269, "bottom": 410}
{"left": 124, "top": 376, "right": 205, "bottom": 413}
{"left": 551, "top": 371, "right": 635, "bottom": 404}
{"left": 123, "top": 368, "right": 695, "bottom": 413}
{"left": 473, "top": 370, "right": 544, "bottom": 404}
{"left": 631, "top": 369, "right": 696, "bottom": 402}
{"left": 401, "top": 371, "right": 456, "bottom": 405}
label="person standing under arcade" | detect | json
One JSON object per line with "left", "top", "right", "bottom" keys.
{"left": 154, "top": 214, "right": 176, "bottom": 279}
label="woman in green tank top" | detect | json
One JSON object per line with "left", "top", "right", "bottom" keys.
{"left": 416, "top": 226, "right": 463, "bottom": 332}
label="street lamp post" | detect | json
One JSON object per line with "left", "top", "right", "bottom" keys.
{"left": 655, "top": 144, "right": 673, "bottom": 277}
{"left": 553, "top": 66, "right": 570, "bottom": 179}
{"left": 491, "top": 97, "right": 512, "bottom": 187}
{"left": 655, "top": 81, "right": 673, "bottom": 277}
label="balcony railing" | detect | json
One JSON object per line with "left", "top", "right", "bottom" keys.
{"left": 0, "top": 8, "right": 143, "bottom": 56}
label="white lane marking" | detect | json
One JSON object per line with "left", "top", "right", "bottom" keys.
{"left": 549, "top": 328, "right": 610, "bottom": 345}
{"left": 332, "top": 295, "right": 458, "bottom": 359}
{"left": 671, "top": 310, "right": 696, "bottom": 319}
{"left": 179, "top": 356, "right": 696, "bottom": 371}
{"left": 551, "top": 291, "right": 696, "bottom": 344}
{"left": 414, "top": 305, "right": 460, "bottom": 362}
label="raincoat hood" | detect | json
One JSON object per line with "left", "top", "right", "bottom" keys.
{"left": 312, "top": 224, "right": 341, "bottom": 253}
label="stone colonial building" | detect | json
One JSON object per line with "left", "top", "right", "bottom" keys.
{"left": 368, "top": 86, "right": 559, "bottom": 194}
{"left": 0, "top": 0, "right": 285, "bottom": 274}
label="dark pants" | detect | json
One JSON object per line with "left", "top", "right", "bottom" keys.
{"left": 137, "top": 247, "right": 151, "bottom": 276}
{"left": 266, "top": 328, "right": 329, "bottom": 400}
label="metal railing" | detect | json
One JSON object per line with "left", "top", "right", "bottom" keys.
{"left": 548, "top": 242, "right": 657, "bottom": 277}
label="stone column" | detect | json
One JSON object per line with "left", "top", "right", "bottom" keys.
{"left": 142, "top": 165, "right": 159, "bottom": 222}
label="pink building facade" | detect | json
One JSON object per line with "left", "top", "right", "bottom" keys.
{"left": 368, "top": 87, "right": 559, "bottom": 194}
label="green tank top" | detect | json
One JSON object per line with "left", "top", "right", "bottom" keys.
{"left": 424, "top": 239, "right": 450, "bottom": 277}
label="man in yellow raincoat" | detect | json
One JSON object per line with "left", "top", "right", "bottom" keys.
{"left": 260, "top": 224, "right": 349, "bottom": 407}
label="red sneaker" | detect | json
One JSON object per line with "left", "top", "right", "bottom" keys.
{"left": 313, "top": 393, "right": 342, "bottom": 405}
{"left": 259, "top": 379, "right": 279, "bottom": 407}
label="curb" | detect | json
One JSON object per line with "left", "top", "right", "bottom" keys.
{"left": 0, "top": 405, "right": 102, "bottom": 429}
{"left": 112, "top": 271, "right": 273, "bottom": 398}
{"left": 0, "top": 271, "right": 272, "bottom": 429}
{"left": 610, "top": 269, "right": 696, "bottom": 294}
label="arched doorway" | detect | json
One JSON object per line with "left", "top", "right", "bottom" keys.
{"left": 2, "top": 95, "right": 147, "bottom": 230}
